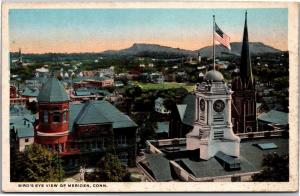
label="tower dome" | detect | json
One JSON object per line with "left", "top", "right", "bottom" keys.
{"left": 204, "top": 70, "right": 224, "bottom": 82}
{"left": 37, "top": 77, "right": 69, "bottom": 102}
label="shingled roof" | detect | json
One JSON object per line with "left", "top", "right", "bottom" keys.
{"left": 258, "top": 110, "right": 288, "bottom": 125}
{"left": 69, "top": 100, "right": 137, "bottom": 132}
{"left": 74, "top": 101, "right": 112, "bottom": 125}
{"left": 37, "top": 77, "right": 69, "bottom": 102}
{"left": 145, "top": 154, "right": 173, "bottom": 181}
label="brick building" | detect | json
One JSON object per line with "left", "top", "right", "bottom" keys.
{"left": 34, "top": 76, "right": 137, "bottom": 169}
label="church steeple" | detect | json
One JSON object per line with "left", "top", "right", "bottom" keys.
{"left": 240, "top": 11, "right": 253, "bottom": 89}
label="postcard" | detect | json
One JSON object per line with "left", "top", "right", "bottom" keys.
{"left": 1, "top": 1, "right": 299, "bottom": 192}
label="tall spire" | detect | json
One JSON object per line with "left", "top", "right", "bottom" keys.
{"left": 18, "top": 48, "right": 22, "bottom": 63}
{"left": 240, "top": 11, "right": 253, "bottom": 89}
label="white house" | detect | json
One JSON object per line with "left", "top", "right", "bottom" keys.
{"left": 155, "top": 97, "right": 170, "bottom": 114}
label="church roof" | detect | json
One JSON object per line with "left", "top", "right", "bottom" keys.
{"left": 37, "top": 77, "right": 69, "bottom": 102}
{"left": 204, "top": 70, "right": 224, "bottom": 82}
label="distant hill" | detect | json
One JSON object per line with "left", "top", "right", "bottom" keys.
{"left": 196, "top": 42, "right": 282, "bottom": 57}
{"left": 101, "top": 42, "right": 282, "bottom": 58}
{"left": 101, "top": 43, "right": 195, "bottom": 58}
{"left": 11, "top": 42, "right": 282, "bottom": 62}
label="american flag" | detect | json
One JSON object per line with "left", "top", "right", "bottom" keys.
{"left": 214, "top": 23, "right": 231, "bottom": 50}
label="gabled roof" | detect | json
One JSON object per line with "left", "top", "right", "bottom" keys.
{"left": 177, "top": 104, "right": 187, "bottom": 122}
{"left": 145, "top": 154, "right": 173, "bottom": 181}
{"left": 17, "top": 127, "right": 34, "bottom": 138}
{"left": 91, "top": 101, "right": 137, "bottom": 129}
{"left": 74, "top": 101, "right": 112, "bottom": 125}
{"left": 258, "top": 110, "right": 288, "bottom": 125}
{"left": 176, "top": 94, "right": 195, "bottom": 127}
{"left": 69, "top": 100, "right": 137, "bottom": 132}
{"left": 21, "top": 87, "right": 39, "bottom": 97}
{"left": 37, "top": 77, "right": 69, "bottom": 102}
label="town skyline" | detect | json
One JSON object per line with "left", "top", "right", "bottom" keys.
{"left": 9, "top": 8, "right": 287, "bottom": 54}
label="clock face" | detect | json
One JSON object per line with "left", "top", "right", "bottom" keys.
{"left": 213, "top": 100, "right": 225, "bottom": 112}
{"left": 200, "top": 99, "right": 205, "bottom": 111}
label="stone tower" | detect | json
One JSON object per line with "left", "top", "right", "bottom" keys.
{"left": 186, "top": 70, "right": 240, "bottom": 160}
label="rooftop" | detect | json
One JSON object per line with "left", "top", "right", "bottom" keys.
{"left": 176, "top": 94, "right": 195, "bottom": 127}
{"left": 69, "top": 100, "right": 137, "bottom": 132}
{"left": 37, "top": 77, "right": 69, "bottom": 102}
{"left": 258, "top": 110, "right": 288, "bottom": 125}
{"left": 143, "top": 137, "right": 288, "bottom": 181}
{"left": 21, "top": 87, "right": 39, "bottom": 97}
{"left": 204, "top": 70, "right": 224, "bottom": 82}
{"left": 144, "top": 154, "right": 173, "bottom": 181}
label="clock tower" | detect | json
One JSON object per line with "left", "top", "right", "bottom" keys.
{"left": 186, "top": 70, "right": 240, "bottom": 160}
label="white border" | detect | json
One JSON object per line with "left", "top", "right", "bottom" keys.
{"left": 1, "top": 1, "right": 299, "bottom": 192}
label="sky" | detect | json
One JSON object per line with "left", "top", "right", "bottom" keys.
{"left": 9, "top": 8, "right": 288, "bottom": 54}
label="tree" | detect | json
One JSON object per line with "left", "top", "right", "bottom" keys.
{"left": 252, "top": 152, "right": 289, "bottom": 182}
{"left": 85, "top": 153, "right": 127, "bottom": 182}
{"left": 11, "top": 143, "right": 64, "bottom": 182}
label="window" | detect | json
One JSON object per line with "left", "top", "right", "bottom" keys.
{"left": 25, "top": 138, "right": 29, "bottom": 143}
{"left": 53, "top": 112, "right": 61, "bottom": 122}
{"left": 42, "top": 111, "right": 48, "bottom": 123}
{"left": 55, "top": 144, "right": 63, "bottom": 152}
{"left": 119, "top": 152, "right": 128, "bottom": 166}
{"left": 55, "top": 144, "right": 59, "bottom": 151}
{"left": 63, "top": 112, "right": 67, "bottom": 122}
{"left": 58, "top": 143, "right": 63, "bottom": 152}
{"left": 117, "top": 135, "right": 127, "bottom": 146}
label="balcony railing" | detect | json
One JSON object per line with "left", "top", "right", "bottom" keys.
{"left": 236, "top": 130, "right": 285, "bottom": 139}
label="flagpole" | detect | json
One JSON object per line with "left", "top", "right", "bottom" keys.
{"left": 213, "top": 15, "right": 215, "bottom": 70}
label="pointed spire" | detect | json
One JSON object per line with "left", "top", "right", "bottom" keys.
{"left": 240, "top": 10, "right": 253, "bottom": 89}
{"left": 18, "top": 48, "right": 22, "bottom": 63}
